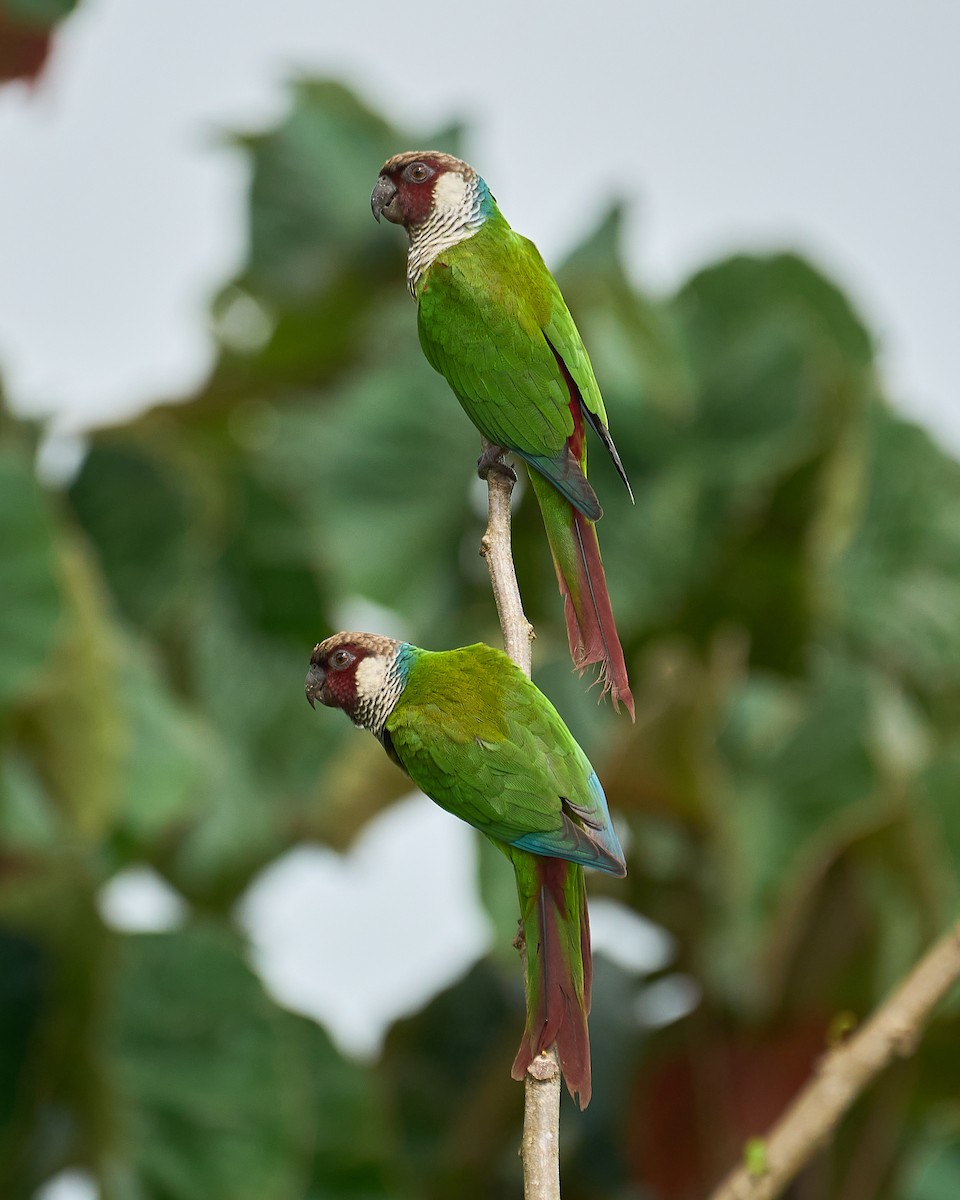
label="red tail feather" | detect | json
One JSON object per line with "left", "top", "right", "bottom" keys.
{"left": 533, "top": 341, "right": 635, "bottom": 717}
{"left": 511, "top": 856, "right": 593, "bottom": 1109}
{"left": 566, "top": 507, "right": 634, "bottom": 718}
{"left": 527, "top": 468, "right": 635, "bottom": 719}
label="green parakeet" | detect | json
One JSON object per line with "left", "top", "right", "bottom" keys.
{"left": 371, "top": 151, "right": 635, "bottom": 718}
{"left": 305, "top": 632, "right": 626, "bottom": 1108}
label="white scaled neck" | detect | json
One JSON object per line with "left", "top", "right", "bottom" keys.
{"left": 352, "top": 646, "right": 407, "bottom": 740}
{"left": 406, "top": 172, "right": 487, "bottom": 295}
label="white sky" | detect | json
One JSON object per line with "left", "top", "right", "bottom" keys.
{"left": 0, "top": 0, "right": 957, "bottom": 446}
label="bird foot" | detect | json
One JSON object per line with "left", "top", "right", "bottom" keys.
{"left": 477, "top": 443, "right": 517, "bottom": 485}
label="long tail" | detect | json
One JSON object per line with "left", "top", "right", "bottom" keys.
{"left": 527, "top": 468, "right": 635, "bottom": 719}
{"left": 509, "top": 849, "right": 593, "bottom": 1109}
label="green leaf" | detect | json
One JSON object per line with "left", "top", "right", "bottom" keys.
{"left": 241, "top": 80, "right": 404, "bottom": 305}
{"left": 3, "top": 0, "right": 77, "bottom": 28}
{"left": 474, "top": 835, "right": 520, "bottom": 969}
{"left": 900, "top": 1140, "right": 960, "bottom": 1200}
{"left": 295, "top": 1017, "right": 400, "bottom": 1199}
{"left": 218, "top": 469, "right": 328, "bottom": 646}
{"left": 113, "top": 646, "right": 226, "bottom": 849}
{"left": 0, "top": 871, "right": 111, "bottom": 1199}
{"left": 68, "top": 441, "right": 199, "bottom": 638}
{"left": 278, "top": 359, "right": 477, "bottom": 625}
{"left": 380, "top": 961, "right": 521, "bottom": 1198}
{"left": 0, "top": 931, "right": 47, "bottom": 1137}
{"left": 831, "top": 406, "right": 960, "bottom": 699}
{"left": 16, "top": 538, "right": 127, "bottom": 839}
{"left": 108, "top": 925, "right": 312, "bottom": 1200}
{"left": 0, "top": 753, "right": 60, "bottom": 850}
{"left": 0, "top": 446, "right": 62, "bottom": 710}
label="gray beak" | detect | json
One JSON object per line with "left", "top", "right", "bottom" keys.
{"left": 370, "top": 175, "right": 398, "bottom": 223}
{"left": 305, "top": 663, "right": 325, "bottom": 709}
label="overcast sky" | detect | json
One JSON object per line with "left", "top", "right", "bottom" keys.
{"left": 0, "top": 0, "right": 957, "bottom": 447}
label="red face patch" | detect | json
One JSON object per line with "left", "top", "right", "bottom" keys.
{"left": 311, "top": 643, "right": 369, "bottom": 712}
{"left": 383, "top": 156, "right": 446, "bottom": 227}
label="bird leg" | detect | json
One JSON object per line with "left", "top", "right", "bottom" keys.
{"left": 477, "top": 441, "right": 518, "bottom": 485}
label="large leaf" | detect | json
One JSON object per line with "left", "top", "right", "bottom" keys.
{"left": 68, "top": 441, "right": 202, "bottom": 639}
{"left": 831, "top": 406, "right": 960, "bottom": 701}
{"left": 107, "top": 925, "right": 312, "bottom": 1200}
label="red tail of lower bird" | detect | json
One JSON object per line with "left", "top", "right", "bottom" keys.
{"left": 527, "top": 469, "right": 635, "bottom": 719}
{"left": 509, "top": 851, "right": 593, "bottom": 1109}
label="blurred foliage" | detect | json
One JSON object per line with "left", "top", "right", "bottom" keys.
{"left": 1, "top": 78, "right": 959, "bottom": 1200}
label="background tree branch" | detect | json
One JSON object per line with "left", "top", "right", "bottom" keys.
{"left": 710, "top": 921, "right": 960, "bottom": 1200}
{"left": 479, "top": 445, "right": 560, "bottom": 1200}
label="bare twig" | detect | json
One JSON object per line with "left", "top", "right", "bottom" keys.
{"left": 710, "top": 921, "right": 960, "bottom": 1200}
{"left": 478, "top": 444, "right": 560, "bottom": 1200}
{"left": 479, "top": 450, "right": 534, "bottom": 675}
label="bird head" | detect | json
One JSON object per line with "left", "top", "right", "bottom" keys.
{"left": 371, "top": 150, "right": 481, "bottom": 231}
{"left": 305, "top": 631, "right": 405, "bottom": 731}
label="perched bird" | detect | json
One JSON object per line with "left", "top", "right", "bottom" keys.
{"left": 306, "top": 632, "right": 626, "bottom": 1108}
{"left": 371, "top": 152, "right": 635, "bottom": 718}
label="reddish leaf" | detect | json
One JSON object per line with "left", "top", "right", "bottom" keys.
{"left": 629, "top": 1022, "right": 828, "bottom": 1199}
{"left": 0, "top": 12, "right": 52, "bottom": 82}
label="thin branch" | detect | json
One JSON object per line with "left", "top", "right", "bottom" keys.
{"left": 479, "top": 452, "right": 534, "bottom": 676}
{"left": 521, "top": 1049, "right": 562, "bottom": 1198}
{"left": 710, "top": 920, "right": 960, "bottom": 1200}
{"left": 478, "top": 444, "right": 560, "bottom": 1200}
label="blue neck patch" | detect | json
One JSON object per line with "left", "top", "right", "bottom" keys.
{"left": 394, "top": 641, "right": 416, "bottom": 682}
{"left": 475, "top": 175, "right": 497, "bottom": 220}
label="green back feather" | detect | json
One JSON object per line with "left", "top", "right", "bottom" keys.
{"left": 416, "top": 220, "right": 611, "bottom": 463}
{"left": 385, "top": 643, "right": 621, "bottom": 873}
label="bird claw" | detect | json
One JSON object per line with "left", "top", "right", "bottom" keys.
{"left": 477, "top": 443, "right": 517, "bottom": 485}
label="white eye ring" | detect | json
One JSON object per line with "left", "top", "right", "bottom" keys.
{"left": 331, "top": 649, "right": 354, "bottom": 670}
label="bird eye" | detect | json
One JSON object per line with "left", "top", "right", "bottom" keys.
{"left": 403, "top": 161, "right": 434, "bottom": 184}
{"left": 331, "top": 649, "right": 355, "bottom": 670}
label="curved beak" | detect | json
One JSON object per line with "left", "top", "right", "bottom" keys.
{"left": 304, "top": 662, "right": 325, "bottom": 709}
{"left": 370, "top": 174, "right": 399, "bottom": 224}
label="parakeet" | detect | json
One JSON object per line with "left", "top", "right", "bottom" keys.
{"left": 371, "top": 151, "right": 635, "bottom": 718}
{"left": 305, "top": 632, "right": 626, "bottom": 1108}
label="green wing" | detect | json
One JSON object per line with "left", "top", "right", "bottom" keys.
{"left": 417, "top": 222, "right": 612, "bottom": 514}
{"left": 386, "top": 645, "right": 623, "bottom": 874}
